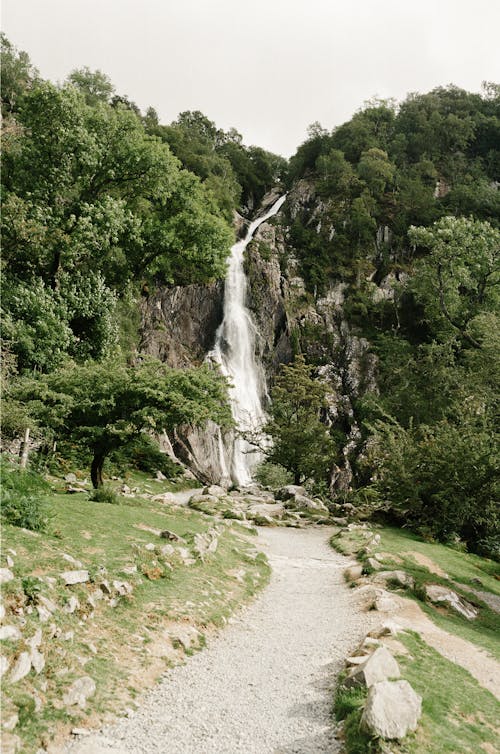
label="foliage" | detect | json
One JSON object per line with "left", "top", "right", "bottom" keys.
{"left": 13, "top": 359, "right": 232, "bottom": 487}
{"left": 264, "top": 356, "right": 337, "bottom": 484}
{"left": 0, "top": 458, "right": 52, "bottom": 531}
{"left": 89, "top": 485, "right": 121, "bottom": 505}
{"left": 254, "top": 462, "right": 293, "bottom": 489}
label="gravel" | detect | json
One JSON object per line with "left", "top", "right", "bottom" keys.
{"left": 65, "top": 527, "right": 374, "bottom": 754}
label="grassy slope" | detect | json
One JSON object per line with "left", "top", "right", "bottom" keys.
{"left": 1, "top": 481, "right": 269, "bottom": 753}
{"left": 332, "top": 525, "right": 500, "bottom": 659}
{"left": 331, "top": 524, "right": 500, "bottom": 754}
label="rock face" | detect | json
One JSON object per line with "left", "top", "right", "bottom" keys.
{"left": 424, "top": 584, "right": 478, "bottom": 620}
{"left": 361, "top": 680, "right": 422, "bottom": 739}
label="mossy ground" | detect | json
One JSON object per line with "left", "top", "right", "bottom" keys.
{"left": 1, "top": 473, "right": 269, "bottom": 753}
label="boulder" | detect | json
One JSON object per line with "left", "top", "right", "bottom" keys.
{"left": 373, "top": 570, "right": 415, "bottom": 589}
{"left": 366, "top": 557, "right": 383, "bottom": 571}
{"left": 345, "top": 646, "right": 400, "bottom": 688}
{"left": 361, "top": 680, "right": 422, "bottom": 739}
{"left": 65, "top": 473, "right": 77, "bottom": 483}
{"left": 62, "top": 553, "right": 83, "bottom": 568}
{"left": 160, "top": 529, "right": 182, "bottom": 542}
{"left": 0, "top": 568, "right": 14, "bottom": 584}
{"left": 374, "top": 590, "right": 403, "bottom": 613}
{"left": 0, "top": 625, "right": 22, "bottom": 642}
{"left": 159, "top": 544, "right": 176, "bottom": 558}
{"left": 10, "top": 651, "right": 32, "bottom": 683}
{"left": 203, "top": 485, "right": 226, "bottom": 497}
{"left": 331, "top": 517, "right": 348, "bottom": 526}
{"left": 424, "top": 584, "right": 478, "bottom": 620}
{"left": 345, "top": 564, "right": 363, "bottom": 581}
{"left": 60, "top": 570, "right": 89, "bottom": 586}
{"left": 30, "top": 648, "right": 45, "bottom": 674}
{"left": 63, "top": 676, "right": 96, "bottom": 708}
{"left": 112, "top": 580, "right": 132, "bottom": 596}
{"left": 64, "top": 596, "right": 80, "bottom": 614}
{"left": 275, "top": 485, "right": 307, "bottom": 501}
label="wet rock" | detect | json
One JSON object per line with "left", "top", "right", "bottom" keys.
{"left": 424, "top": 584, "right": 478, "bottom": 620}
{"left": 361, "top": 680, "right": 422, "bottom": 739}
{"left": 63, "top": 676, "right": 96, "bottom": 708}
{"left": 10, "top": 651, "right": 32, "bottom": 682}
{"left": 345, "top": 646, "right": 400, "bottom": 688}
{"left": 0, "top": 568, "right": 15, "bottom": 584}
{"left": 60, "top": 570, "right": 89, "bottom": 586}
{"left": 0, "top": 625, "right": 21, "bottom": 641}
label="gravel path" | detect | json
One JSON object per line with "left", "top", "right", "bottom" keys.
{"left": 66, "top": 527, "right": 373, "bottom": 754}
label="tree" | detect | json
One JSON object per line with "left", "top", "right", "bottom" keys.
{"left": 16, "top": 360, "right": 232, "bottom": 487}
{"left": 264, "top": 356, "right": 336, "bottom": 484}
{"left": 67, "top": 67, "right": 114, "bottom": 106}
{"left": 409, "top": 216, "right": 500, "bottom": 348}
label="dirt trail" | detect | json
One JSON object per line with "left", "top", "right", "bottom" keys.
{"left": 65, "top": 527, "right": 374, "bottom": 754}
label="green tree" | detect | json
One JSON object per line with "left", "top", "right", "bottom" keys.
{"left": 67, "top": 67, "right": 114, "bottom": 106}
{"left": 264, "top": 355, "right": 336, "bottom": 484}
{"left": 16, "top": 360, "right": 232, "bottom": 487}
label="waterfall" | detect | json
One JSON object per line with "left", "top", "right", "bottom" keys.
{"left": 211, "top": 194, "right": 287, "bottom": 486}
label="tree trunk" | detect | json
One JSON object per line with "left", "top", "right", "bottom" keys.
{"left": 19, "top": 428, "right": 30, "bottom": 469}
{"left": 91, "top": 451, "right": 105, "bottom": 488}
{"left": 294, "top": 470, "right": 301, "bottom": 485}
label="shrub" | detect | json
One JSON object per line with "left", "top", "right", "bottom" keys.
{"left": 89, "top": 485, "right": 120, "bottom": 505}
{"left": 254, "top": 462, "right": 292, "bottom": 489}
{"left": 1, "top": 457, "right": 52, "bottom": 531}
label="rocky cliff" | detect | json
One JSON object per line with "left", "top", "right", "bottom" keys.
{"left": 140, "top": 185, "right": 379, "bottom": 490}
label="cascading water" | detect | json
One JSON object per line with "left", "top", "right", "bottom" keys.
{"left": 211, "top": 194, "right": 287, "bottom": 486}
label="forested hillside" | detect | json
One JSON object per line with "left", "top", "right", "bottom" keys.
{"left": 1, "top": 34, "right": 498, "bottom": 558}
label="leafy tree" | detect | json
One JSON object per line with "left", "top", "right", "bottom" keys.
{"left": 67, "top": 67, "right": 114, "bottom": 106}
{"left": 264, "top": 355, "right": 336, "bottom": 484}
{"left": 16, "top": 360, "right": 232, "bottom": 487}
{"left": 0, "top": 34, "right": 38, "bottom": 114}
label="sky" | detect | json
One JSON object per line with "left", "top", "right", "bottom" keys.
{"left": 2, "top": 0, "right": 500, "bottom": 156}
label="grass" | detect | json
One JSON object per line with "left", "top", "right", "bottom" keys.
{"left": 335, "top": 631, "right": 500, "bottom": 754}
{"left": 331, "top": 525, "right": 500, "bottom": 659}
{"left": 1, "top": 473, "right": 269, "bottom": 753}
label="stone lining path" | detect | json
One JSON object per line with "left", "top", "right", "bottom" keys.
{"left": 65, "top": 527, "right": 374, "bottom": 754}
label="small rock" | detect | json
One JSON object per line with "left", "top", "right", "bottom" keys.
{"left": 62, "top": 631, "right": 74, "bottom": 641}
{"left": 155, "top": 470, "right": 167, "bottom": 481}
{"left": 367, "top": 557, "right": 383, "bottom": 571}
{"left": 63, "top": 676, "right": 96, "bottom": 708}
{"left": 144, "top": 543, "right": 156, "bottom": 552}
{"left": 65, "top": 473, "right": 77, "bottom": 483}
{"left": 27, "top": 628, "right": 43, "bottom": 649}
{"left": 30, "top": 648, "right": 45, "bottom": 674}
{"left": 369, "top": 620, "right": 402, "bottom": 638}
{"left": 121, "top": 565, "right": 138, "bottom": 575}
{"left": 0, "top": 603, "right": 5, "bottom": 622}
{"left": 345, "top": 646, "right": 400, "bottom": 688}
{"left": 203, "top": 484, "right": 226, "bottom": 497}
{"left": 331, "top": 517, "right": 348, "bottom": 526}
{"left": 6, "top": 555, "right": 14, "bottom": 568}
{"left": 112, "top": 580, "right": 132, "bottom": 596}
{"left": 345, "top": 565, "right": 363, "bottom": 581}
{"left": 10, "top": 651, "right": 32, "bottom": 682}
{"left": 160, "top": 529, "right": 182, "bottom": 542}
{"left": 2, "top": 712, "right": 19, "bottom": 731}
{"left": 121, "top": 484, "right": 131, "bottom": 494}
{"left": 275, "top": 485, "right": 307, "bottom": 500}
{"left": 0, "top": 625, "right": 22, "bottom": 641}
{"left": 60, "top": 570, "right": 90, "bottom": 586}
{"left": 62, "top": 553, "right": 83, "bottom": 568}
{"left": 374, "top": 591, "right": 402, "bottom": 613}
{"left": 160, "top": 544, "right": 176, "bottom": 558}
{"left": 38, "top": 595, "right": 58, "bottom": 614}
{"left": 64, "top": 596, "right": 80, "bottom": 614}
{"left": 0, "top": 568, "right": 15, "bottom": 584}
{"left": 1, "top": 656, "right": 10, "bottom": 676}
{"left": 71, "top": 727, "right": 92, "bottom": 736}
{"left": 373, "top": 570, "right": 415, "bottom": 589}
{"left": 99, "top": 580, "right": 112, "bottom": 595}
{"left": 361, "top": 679, "right": 422, "bottom": 739}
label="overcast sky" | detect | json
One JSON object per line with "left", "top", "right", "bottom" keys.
{"left": 2, "top": 0, "right": 500, "bottom": 156}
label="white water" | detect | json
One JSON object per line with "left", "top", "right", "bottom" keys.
{"left": 211, "top": 194, "right": 287, "bottom": 486}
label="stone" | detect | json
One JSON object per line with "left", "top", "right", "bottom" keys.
{"left": 112, "top": 580, "right": 133, "bottom": 596}
{"left": 64, "top": 596, "right": 80, "bottom": 614}
{"left": 177, "top": 547, "right": 196, "bottom": 565}
{"left": 121, "top": 484, "right": 131, "bottom": 494}
{"left": 0, "top": 625, "right": 22, "bottom": 641}
{"left": 62, "top": 553, "right": 83, "bottom": 567}
{"left": 424, "top": 584, "right": 478, "bottom": 620}
{"left": 144, "top": 543, "right": 156, "bottom": 551}
{"left": 37, "top": 604, "right": 52, "bottom": 623}
{"left": 27, "top": 628, "right": 42, "bottom": 649}
{"left": 331, "top": 517, "right": 348, "bottom": 526}
{"left": 99, "top": 580, "right": 112, "bottom": 595}
{"left": 374, "top": 591, "right": 402, "bottom": 613}
{"left": 275, "top": 485, "right": 307, "bottom": 501}
{"left": 369, "top": 620, "right": 403, "bottom": 639}
{"left": 2, "top": 712, "right": 19, "bottom": 731}
{"left": 373, "top": 570, "right": 415, "bottom": 589}
{"left": 63, "top": 676, "right": 96, "bottom": 708}
{"left": 168, "top": 625, "right": 201, "bottom": 651}
{"left": 1, "top": 656, "right": 11, "bottom": 676}
{"left": 10, "top": 651, "right": 32, "bottom": 682}
{"left": 155, "top": 470, "right": 167, "bottom": 481}
{"left": 345, "top": 646, "right": 400, "bottom": 688}
{"left": 0, "top": 602, "right": 5, "bottom": 622}
{"left": 345, "top": 564, "right": 363, "bottom": 581}
{"left": 367, "top": 557, "right": 383, "bottom": 571}
{"left": 0, "top": 568, "right": 15, "bottom": 584}
{"left": 361, "top": 680, "right": 422, "bottom": 740}
{"left": 65, "top": 473, "right": 77, "bottom": 483}
{"left": 159, "top": 544, "right": 176, "bottom": 558}
{"left": 160, "top": 529, "right": 182, "bottom": 542}
{"left": 30, "top": 648, "right": 45, "bottom": 674}
{"left": 121, "top": 565, "right": 137, "bottom": 575}
{"left": 60, "top": 570, "right": 89, "bottom": 586}
{"left": 38, "top": 595, "right": 58, "bottom": 614}
{"left": 6, "top": 555, "right": 14, "bottom": 568}
{"left": 203, "top": 484, "right": 226, "bottom": 497}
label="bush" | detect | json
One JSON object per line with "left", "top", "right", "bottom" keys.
{"left": 1, "top": 457, "right": 52, "bottom": 531}
{"left": 89, "top": 485, "right": 120, "bottom": 505}
{"left": 254, "top": 462, "right": 292, "bottom": 488}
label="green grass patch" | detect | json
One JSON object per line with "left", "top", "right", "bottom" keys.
{"left": 1, "top": 476, "right": 269, "bottom": 753}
